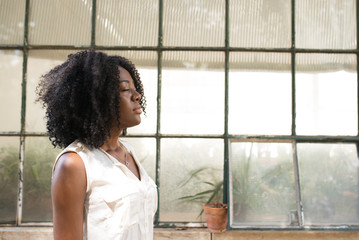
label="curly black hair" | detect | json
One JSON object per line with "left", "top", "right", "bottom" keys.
{"left": 36, "top": 50, "right": 146, "bottom": 149}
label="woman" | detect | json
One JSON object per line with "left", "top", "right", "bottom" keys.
{"left": 37, "top": 51, "right": 157, "bottom": 240}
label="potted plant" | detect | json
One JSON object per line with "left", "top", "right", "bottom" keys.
{"left": 178, "top": 167, "right": 228, "bottom": 232}
{"left": 203, "top": 201, "right": 228, "bottom": 233}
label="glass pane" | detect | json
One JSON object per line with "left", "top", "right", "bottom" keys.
{"left": 298, "top": 143, "right": 359, "bottom": 225}
{"left": 229, "top": 52, "right": 292, "bottom": 135}
{"left": 0, "top": 0, "right": 25, "bottom": 44}
{"left": 160, "top": 138, "right": 223, "bottom": 222}
{"left": 0, "top": 50, "right": 22, "bottom": 132}
{"left": 96, "top": 0, "right": 158, "bottom": 46}
{"left": 0, "top": 137, "right": 19, "bottom": 224}
{"left": 122, "top": 137, "right": 156, "bottom": 181}
{"left": 296, "top": 0, "right": 356, "bottom": 49}
{"left": 162, "top": 51, "right": 224, "bottom": 134}
{"left": 27, "top": 50, "right": 72, "bottom": 132}
{"left": 163, "top": 0, "right": 225, "bottom": 47}
{"left": 230, "top": 141, "right": 296, "bottom": 226}
{"left": 104, "top": 51, "right": 158, "bottom": 135}
{"left": 229, "top": 0, "right": 291, "bottom": 48}
{"left": 28, "top": 0, "right": 91, "bottom": 45}
{"left": 22, "top": 137, "right": 61, "bottom": 222}
{"left": 296, "top": 54, "right": 357, "bottom": 136}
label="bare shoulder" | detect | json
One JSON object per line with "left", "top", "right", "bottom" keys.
{"left": 54, "top": 152, "right": 85, "bottom": 174}
{"left": 52, "top": 152, "right": 87, "bottom": 194}
{"left": 52, "top": 152, "right": 87, "bottom": 239}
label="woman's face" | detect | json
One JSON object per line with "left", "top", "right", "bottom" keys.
{"left": 118, "top": 66, "right": 142, "bottom": 129}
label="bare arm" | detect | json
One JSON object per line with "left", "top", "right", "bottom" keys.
{"left": 52, "top": 152, "right": 87, "bottom": 240}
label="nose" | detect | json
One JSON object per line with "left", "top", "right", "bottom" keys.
{"left": 132, "top": 89, "right": 141, "bottom": 102}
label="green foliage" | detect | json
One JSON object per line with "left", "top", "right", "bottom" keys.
{"left": 159, "top": 138, "right": 224, "bottom": 221}
{"left": 231, "top": 142, "right": 297, "bottom": 222}
{"left": 298, "top": 144, "right": 359, "bottom": 223}
{"left": 24, "top": 144, "right": 54, "bottom": 198}
{"left": 231, "top": 145, "right": 255, "bottom": 218}
{"left": 179, "top": 142, "right": 298, "bottom": 223}
{"left": 22, "top": 138, "right": 60, "bottom": 222}
{"left": 0, "top": 146, "right": 19, "bottom": 223}
{"left": 0, "top": 138, "right": 61, "bottom": 222}
{"left": 178, "top": 167, "right": 223, "bottom": 217}
{"left": 0, "top": 146, "right": 18, "bottom": 194}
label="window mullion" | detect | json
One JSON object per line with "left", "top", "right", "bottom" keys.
{"left": 356, "top": 0, "right": 359, "bottom": 134}
{"left": 224, "top": 0, "right": 230, "bottom": 230}
{"left": 292, "top": 141, "right": 304, "bottom": 227}
{"left": 16, "top": 0, "right": 30, "bottom": 226}
{"left": 91, "top": 0, "right": 97, "bottom": 48}
{"left": 291, "top": 0, "right": 303, "bottom": 228}
{"left": 154, "top": 0, "right": 163, "bottom": 226}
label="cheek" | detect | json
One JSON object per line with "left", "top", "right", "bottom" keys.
{"left": 119, "top": 98, "right": 133, "bottom": 117}
{"left": 119, "top": 97, "right": 130, "bottom": 109}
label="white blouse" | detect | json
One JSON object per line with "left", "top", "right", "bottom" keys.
{"left": 54, "top": 140, "right": 158, "bottom": 240}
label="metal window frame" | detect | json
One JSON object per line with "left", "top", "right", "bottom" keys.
{"left": 0, "top": 0, "right": 359, "bottom": 230}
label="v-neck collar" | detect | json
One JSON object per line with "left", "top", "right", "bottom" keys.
{"left": 98, "top": 141, "right": 142, "bottom": 181}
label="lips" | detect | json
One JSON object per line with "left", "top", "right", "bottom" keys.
{"left": 134, "top": 106, "right": 142, "bottom": 114}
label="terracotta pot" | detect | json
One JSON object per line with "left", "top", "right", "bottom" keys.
{"left": 203, "top": 202, "right": 228, "bottom": 233}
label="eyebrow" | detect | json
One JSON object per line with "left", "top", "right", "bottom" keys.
{"left": 119, "top": 80, "right": 130, "bottom": 83}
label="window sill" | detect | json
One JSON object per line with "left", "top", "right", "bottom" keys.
{"left": 0, "top": 227, "right": 358, "bottom": 240}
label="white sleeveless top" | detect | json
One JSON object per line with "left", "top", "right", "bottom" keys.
{"left": 54, "top": 140, "right": 158, "bottom": 240}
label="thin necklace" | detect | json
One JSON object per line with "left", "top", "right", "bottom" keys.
{"left": 110, "top": 143, "right": 130, "bottom": 167}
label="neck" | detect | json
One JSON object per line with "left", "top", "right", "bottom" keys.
{"left": 100, "top": 128, "right": 123, "bottom": 151}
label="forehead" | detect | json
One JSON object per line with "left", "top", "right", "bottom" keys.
{"left": 118, "top": 66, "right": 134, "bottom": 85}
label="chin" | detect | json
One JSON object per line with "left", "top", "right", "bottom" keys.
{"left": 130, "top": 119, "right": 141, "bottom": 128}
{"left": 135, "top": 116, "right": 142, "bottom": 125}
{"left": 134, "top": 120, "right": 141, "bottom": 126}
{"left": 120, "top": 117, "right": 141, "bottom": 129}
